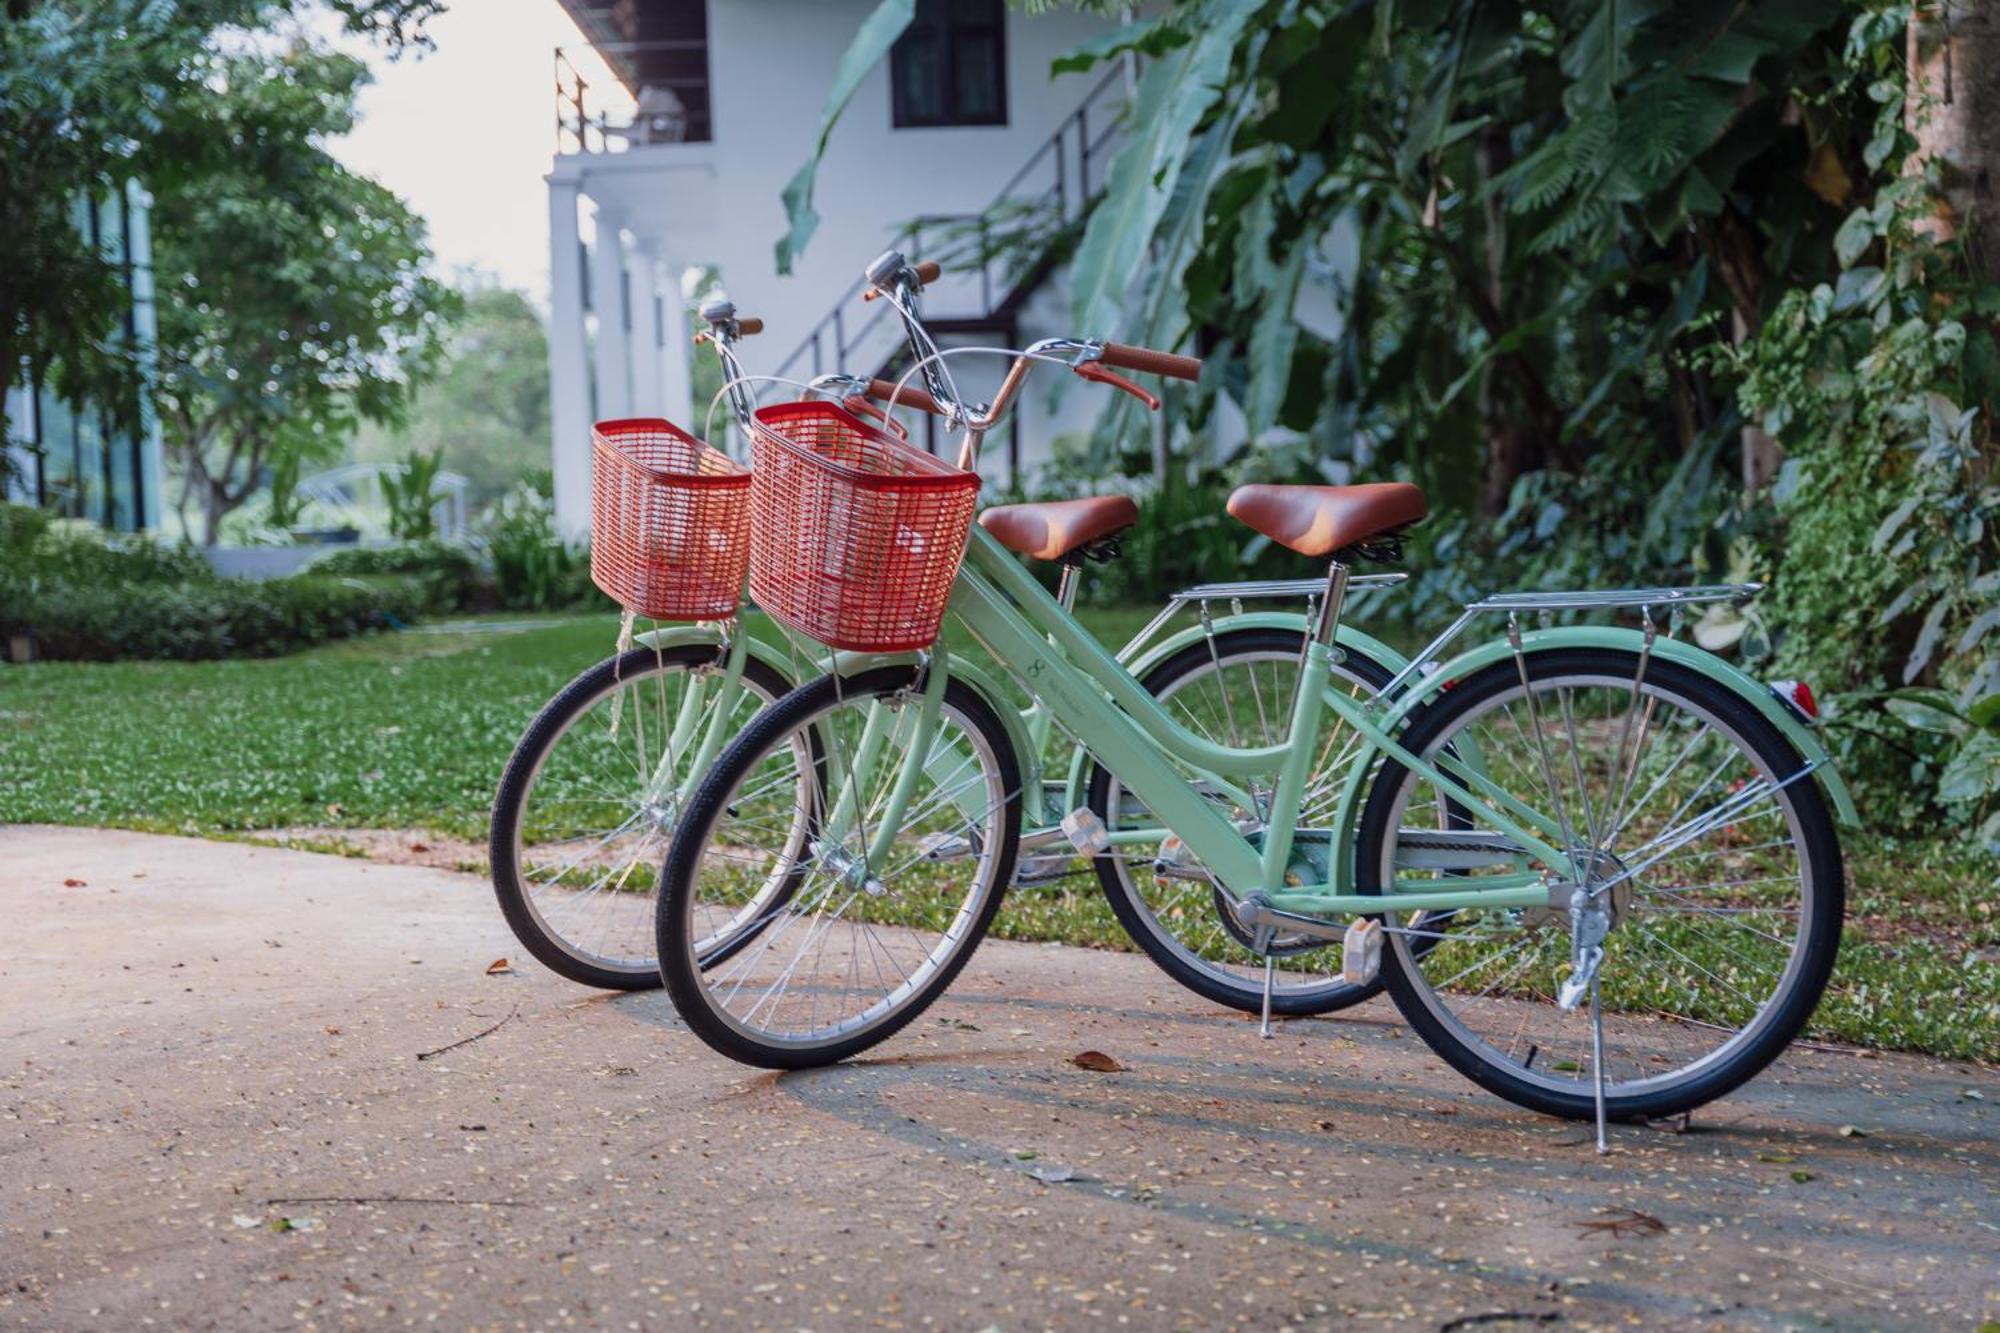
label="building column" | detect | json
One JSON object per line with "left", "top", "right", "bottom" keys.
{"left": 125, "top": 180, "right": 165, "bottom": 531}
{"left": 589, "top": 206, "right": 632, "bottom": 422}
{"left": 547, "top": 178, "right": 593, "bottom": 539}
{"left": 628, "top": 251, "right": 665, "bottom": 416}
{"left": 657, "top": 263, "right": 694, "bottom": 433}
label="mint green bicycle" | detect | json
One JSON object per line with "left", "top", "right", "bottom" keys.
{"left": 654, "top": 290, "right": 1854, "bottom": 1142}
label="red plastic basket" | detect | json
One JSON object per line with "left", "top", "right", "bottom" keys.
{"left": 747, "top": 401, "right": 981, "bottom": 652}
{"left": 589, "top": 417, "right": 751, "bottom": 620}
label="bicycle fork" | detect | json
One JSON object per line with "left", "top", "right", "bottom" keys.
{"left": 811, "top": 656, "right": 954, "bottom": 891}
{"left": 640, "top": 626, "right": 754, "bottom": 815}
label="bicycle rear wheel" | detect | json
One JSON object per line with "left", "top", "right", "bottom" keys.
{"left": 1085, "top": 628, "right": 1400, "bottom": 1015}
{"left": 657, "top": 666, "right": 1021, "bottom": 1069}
{"left": 1356, "top": 648, "right": 1843, "bottom": 1121}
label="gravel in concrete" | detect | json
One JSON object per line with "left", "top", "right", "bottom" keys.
{"left": 2, "top": 826, "right": 1995, "bottom": 1331}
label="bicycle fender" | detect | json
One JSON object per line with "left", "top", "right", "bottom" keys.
{"left": 1381, "top": 626, "right": 1859, "bottom": 827}
{"left": 632, "top": 623, "right": 796, "bottom": 679}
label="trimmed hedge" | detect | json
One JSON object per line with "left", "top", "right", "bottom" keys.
{"left": 5, "top": 574, "right": 429, "bottom": 661}
{"left": 1, "top": 504, "right": 432, "bottom": 661}
{"left": 310, "top": 540, "right": 490, "bottom": 613}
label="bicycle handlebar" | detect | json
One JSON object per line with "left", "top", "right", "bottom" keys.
{"left": 735, "top": 316, "right": 763, "bottom": 336}
{"left": 1098, "top": 342, "right": 1201, "bottom": 382}
{"left": 865, "top": 377, "right": 947, "bottom": 416}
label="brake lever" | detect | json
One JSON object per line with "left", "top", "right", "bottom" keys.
{"left": 1074, "top": 361, "right": 1160, "bottom": 411}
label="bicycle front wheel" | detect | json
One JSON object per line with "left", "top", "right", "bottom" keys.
{"left": 1355, "top": 648, "right": 1843, "bottom": 1122}
{"left": 657, "top": 666, "right": 1021, "bottom": 1069}
{"left": 489, "top": 642, "right": 799, "bottom": 990}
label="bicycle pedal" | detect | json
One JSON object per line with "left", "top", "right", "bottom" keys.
{"left": 1150, "top": 834, "right": 1206, "bottom": 882}
{"left": 1060, "top": 808, "right": 1110, "bottom": 855}
{"left": 1341, "top": 918, "right": 1382, "bottom": 986}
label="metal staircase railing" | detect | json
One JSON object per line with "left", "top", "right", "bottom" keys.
{"left": 772, "top": 66, "right": 1127, "bottom": 403}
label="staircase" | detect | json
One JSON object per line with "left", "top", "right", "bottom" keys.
{"left": 772, "top": 66, "right": 1127, "bottom": 471}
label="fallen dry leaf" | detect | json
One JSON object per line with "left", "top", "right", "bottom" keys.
{"left": 323, "top": 1026, "right": 342, "bottom": 1036}
{"left": 409, "top": 842, "right": 430, "bottom": 854}
{"left": 485, "top": 958, "right": 514, "bottom": 976}
{"left": 1574, "top": 1207, "right": 1667, "bottom": 1238}
{"left": 62, "top": 878, "right": 85, "bottom": 888}
{"left": 1071, "top": 1050, "right": 1123, "bottom": 1073}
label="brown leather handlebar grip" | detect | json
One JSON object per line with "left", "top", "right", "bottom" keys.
{"left": 867, "top": 377, "right": 946, "bottom": 416}
{"left": 735, "top": 316, "right": 763, "bottom": 336}
{"left": 1098, "top": 342, "right": 1202, "bottom": 382}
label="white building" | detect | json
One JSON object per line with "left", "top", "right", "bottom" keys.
{"left": 545, "top": 0, "right": 1135, "bottom": 536}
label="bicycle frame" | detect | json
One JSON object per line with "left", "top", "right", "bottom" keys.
{"left": 945, "top": 526, "right": 1562, "bottom": 913}
{"left": 810, "top": 517, "right": 1862, "bottom": 925}
{"left": 630, "top": 623, "right": 755, "bottom": 810}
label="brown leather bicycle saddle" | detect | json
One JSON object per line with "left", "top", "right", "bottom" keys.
{"left": 979, "top": 496, "right": 1139, "bottom": 562}
{"left": 1225, "top": 483, "right": 1427, "bottom": 558}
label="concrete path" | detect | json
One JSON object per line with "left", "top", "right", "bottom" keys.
{"left": 1, "top": 826, "right": 1995, "bottom": 1331}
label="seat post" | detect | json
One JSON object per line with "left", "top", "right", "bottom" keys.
{"left": 1313, "top": 560, "right": 1350, "bottom": 645}
{"left": 1055, "top": 562, "right": 1082, "bottom": 611}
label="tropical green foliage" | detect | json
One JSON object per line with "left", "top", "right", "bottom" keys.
{"left": 1720, "top": 173, "right": 2000, "bottom": 839}
{"left": 380, "top": 449, "right": 446, "bottom": 541}
{"left": 794, "top": 0, "right": 1999, "bottom": 844}
{"left": 774, "top": 0, "right": 916, "bottom": 273}
{"left": 483, "top": 478, "right": 606, "bottom": 613}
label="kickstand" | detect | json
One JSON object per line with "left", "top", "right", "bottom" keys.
{"left": 1590, "top": 974, "right": 1609, "bottom": 1155}
{"left": 1258, "top": 956, "right": 1275, "bottom": 1039}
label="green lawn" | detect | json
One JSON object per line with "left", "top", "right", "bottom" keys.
{"left": 2, "top": 612, "right": 1994, "bottom": 1061}
{"left": 0, "top": 606, "right": 1164, "bottom": 838}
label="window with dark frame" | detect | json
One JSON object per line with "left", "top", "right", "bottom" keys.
{"left": 891, "top": 0, "right": 1006, "bottom": 129}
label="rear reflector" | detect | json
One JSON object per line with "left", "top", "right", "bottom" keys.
{"left": 1769, "top": 679, "right": 1818, "bottom": 721}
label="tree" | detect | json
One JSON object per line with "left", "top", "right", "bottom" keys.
{"left": 151, "top": 41, "right": 457, "bottom": 545}
{"left": 0, "top": 0, "right": 443, "bottom": 447}
{"left": 1907, "top": 0, "right": 2000, "bottom": 283}
{"left": 350, "top": 284, "right": 552, "bottom": 509}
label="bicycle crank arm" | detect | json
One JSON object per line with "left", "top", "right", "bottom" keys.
{"left": 1230, "top": 893, "right": 1351, "bottom": 945}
